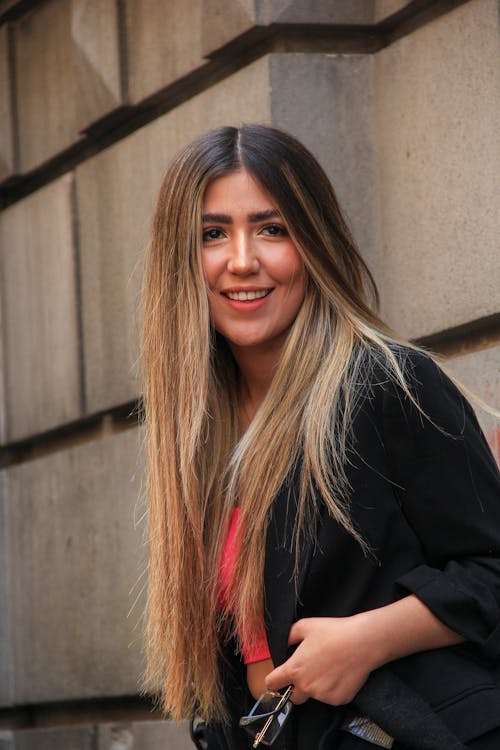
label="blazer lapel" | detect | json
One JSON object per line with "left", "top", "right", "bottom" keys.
{"left": 263, "top": 467, "right": 317, "bottom": 667}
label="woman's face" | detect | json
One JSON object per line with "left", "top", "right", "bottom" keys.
{"left": 201, "top": 169, "right": 305, "bottom": 354}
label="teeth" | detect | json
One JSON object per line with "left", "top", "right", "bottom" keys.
{"left": 226, "top": 290, "right": 270, "bottom": 301}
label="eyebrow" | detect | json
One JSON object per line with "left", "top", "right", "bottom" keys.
{"left": 202, "top": 209, "right": 281, "bottom": 224}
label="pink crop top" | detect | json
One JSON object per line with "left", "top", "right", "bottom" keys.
{"left": 219, "top": 507, "right": 271, "bottom": 664}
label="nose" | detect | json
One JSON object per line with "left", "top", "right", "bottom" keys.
{"left": 226, "top": 232, "right": 259, "bottom": 275}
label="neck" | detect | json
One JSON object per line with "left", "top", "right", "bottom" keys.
{"left": 230, "top": 341, "right": 283, "bottom": 427}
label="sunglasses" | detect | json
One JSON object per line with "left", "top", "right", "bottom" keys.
{"left": 239, "top": 685, "right": 294, "bottom": 747}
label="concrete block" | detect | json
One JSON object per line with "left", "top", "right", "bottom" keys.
{"left": 2, "top": 428, "right": 146, "bottom": 704}
{"left": 201, "top": 0, "right": 257, "bottom": 58}
{"left": 12, "top": 726, "right": 96, "bottom": 750}
{"left": 270, "top": 1, "right": 438, "bottom": 24}
{"left": 268, "top": 0, "right": 374, "bottom": 24}
{"left": 98, "top": 720, "right": 192, "bottom": 750}
{"left": 0, "top": 473, "right": 13, "bottom": 706}
{"left": 269, "top": 53, "right": 380, "bottom": 282}
{"left": 444, "top": 345, "right": 500, "bottom": 464}
{"left": 75, "top": 146, "right": 151, "bottom": 413}
{"left": 124, "top": 0, "right": 205, "bottom": 103}
{"left": 201, "top": 0, "right": 407, "bottom": 58}
{"left": 76, "top": 56, "right": 270, "bottom": 414}
{"left": 0, "top": 25, "right": 15, "bottom": 181}
{"left": 0, "top": 174, "right": 81, "bottom": 443}
{"left": 12, "top": 727, "right": 95, "bottom": 750}
{"left": 375, "top": 0, "right": 500, "bottom": 339}
{"left": 375, "top": 0, "right": 411, "bottom": 22}
{"left": 14, "top": 0, "right": 122, "bottom": 171}
{"left": 268, "top": 0, "right": 413, "bottom": 24}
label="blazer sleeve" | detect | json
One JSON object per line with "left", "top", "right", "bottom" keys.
{"left": 382, "top": 350, "right": 500, "bottom": 659}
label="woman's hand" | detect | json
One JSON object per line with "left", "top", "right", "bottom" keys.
{"left": 264, "top": 615, "right": 378, "bottom": 705}
{"left": 264, "top": 596, "right": 464, "bottom": 706}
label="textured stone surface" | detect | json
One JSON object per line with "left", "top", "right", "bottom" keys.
{"left": 269, "top": 53, "right": 380, "bottom": 281}
{"left": 202, "top": 0, "right": 365, "bottom": 58}
{"left": 0, "top": 174, "right": 81, "bottom": 442}
{"left": 11, "top": 727, "right": 95, "bottom": 750}
{"left": 75, "top": 145, "right": 151, "bottom": 414}
{"left": 270, "top": 0, "right": 412, "bottom": 23}
{"left": 201, "top": 0, "right": 256, "bottom": 58}
{"left": 1, "top": 428, "right": 145, "bottom": 704}
{"left": 375, "top": 0, "right": 411, "bottom": 21}
{"left": 375, "top": 0, "right": 500, "bottom": 338}
{"left": 0, "top": 473, "right": 13, "bottom": 706}
{"left": 124, "top": 0, "right": 205, "bottom": 103}
{"left": 201, "top": 0, "right": 415, "bottom": 58}
{"left": 269, "top": 0, "right": 374, "bottom": 24}
{"left": 14, "top": 0, "right": 122, "bottom": 171}
{"left": 76, "top": 56, "right": 271, "bottom": 414}
{"left": 98, "top": 720, "right": 192, "bottom": 750}
{"left": 0, "top": 25, "right": 15, "bottom": 180}
{"left": 0, "top": 723, "right": 192, "bottom": 750}
{"left": 445, "top": 345, "right": 500, "bottom": 464}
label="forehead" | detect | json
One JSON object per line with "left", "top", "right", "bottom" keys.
{"left": 203, "top": 169, "right": 276, "bottom": 214}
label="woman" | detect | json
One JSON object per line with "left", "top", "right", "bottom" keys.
{"left": 141, "top": 124, "right": 500, "bottom": 749}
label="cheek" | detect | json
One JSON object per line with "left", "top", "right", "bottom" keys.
{"left": 201, "top": 255, "right": 211, "bottom": 285}
{"left": 291, "top": 275, "right": 306, "bottom": 315}
{"left": 282, "top": 244, "right": 304, "bottom": 278}
{"left": 285, "top": 251, "right": 306, "bottom": 293}
{"left": 201, "top": 254, "right": 218, "bottom": 292}
{"left": 291, "top": 256, "right": 307, "bottom": 313}
{"left": 200, "top": 258, "right": 218, "bottom": 321}
{"left": 202, "top": 274, "right": 221, "bottom": 322}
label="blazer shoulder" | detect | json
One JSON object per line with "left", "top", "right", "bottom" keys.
{"left": 353, "top": 345, "right": 446, "bottom": 418}
{"left": 381, "top": 346, "right": 485, "bottom": 441}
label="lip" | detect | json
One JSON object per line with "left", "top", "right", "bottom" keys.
{"left": 221, "top": 287, "right": 274, "bottom": 312}
{"left": 221, "top": 286, "right": 274, "bottom": 294}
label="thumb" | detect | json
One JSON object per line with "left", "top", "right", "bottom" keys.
{"left": 265, "top": 663, "right": 308, "bottom": 705}
{"left": 264, "top": 663, "right": 291, "bottom": 693}
{"left": 264, "top": 660, "right": 308, "bottom": 705}
{"left": 288, "top": 619, "right": 306, "bottom": 646}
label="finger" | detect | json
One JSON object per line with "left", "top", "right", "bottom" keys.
{"left": 290, "top": 686, "right": 308, "bottom": 705}
{"left": 287, "top": 620, "right": 305, "bottom": 646}
{"left": 265, "top": 670, "right": 309, "bottom": 705}
{"left": 264, "top": 664, "right": 291, "bottom": 692}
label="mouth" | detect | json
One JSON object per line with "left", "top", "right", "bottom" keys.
{"left": 222, "top": 289, "right": 273, "bottom": 301}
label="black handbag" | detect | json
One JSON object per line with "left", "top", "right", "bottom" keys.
{"left": 352, "top": 669, "right": 466, "bottom": 750}
{"left": 189, "top": 714, "right": 229, "bottom": 750}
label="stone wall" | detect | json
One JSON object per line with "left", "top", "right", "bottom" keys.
{"left": 0, "top": 0, "right": 498, "bottom": 747}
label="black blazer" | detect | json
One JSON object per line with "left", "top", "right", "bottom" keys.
{"left": 220, "top": 350, "right": 500, "bottom": 749}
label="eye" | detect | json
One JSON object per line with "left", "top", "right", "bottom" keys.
{"left": 260, "top": 224, "right": 288, "bottom": 237}
{"left": 203, "top": 227, "right": 225, "bottom": 242}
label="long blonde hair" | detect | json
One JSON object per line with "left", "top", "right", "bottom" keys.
{"left": 141, "top": 125, "right": 417, "bottom": 721}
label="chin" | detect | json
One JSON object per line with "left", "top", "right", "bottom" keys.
{"left": 227, "top": 337, "right": 268, "bottom": 349}
{"left": 218, "top": 329, "right": 269, "bottom": 349}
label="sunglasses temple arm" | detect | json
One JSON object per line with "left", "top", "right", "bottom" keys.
{"left": 253, "top": 714, "right": 274, "bottom": 748}
{"left": 252, "top": 686, "right": 294, "bottom": 748}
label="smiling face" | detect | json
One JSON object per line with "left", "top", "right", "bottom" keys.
{"left": 201, "top": 169, "right": 306, "bottom": 357}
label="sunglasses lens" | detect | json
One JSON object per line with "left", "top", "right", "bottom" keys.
{"left": 239, "top": 690, "right": 293, "bottom": 746}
